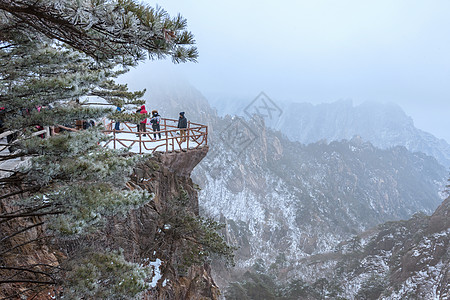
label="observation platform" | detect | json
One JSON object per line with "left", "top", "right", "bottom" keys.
{"left": 0, "top": 118, "right": 208, "bottom": 178}
{"left": 102, "top": 118, "right": 208, "bottom": 154}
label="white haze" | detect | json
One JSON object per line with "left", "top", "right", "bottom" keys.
{"left": 121, "top": 0, "right": 450, "bottom": 143}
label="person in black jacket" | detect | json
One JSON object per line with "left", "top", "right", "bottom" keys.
{"left": 177, "top": 112, "right": 188, "bottom": 143}
{"left": 150, "top": 110, "right": 161, "bottom": 139}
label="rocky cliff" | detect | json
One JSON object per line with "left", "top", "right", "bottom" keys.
{"left": 275, "top": 100, "right": 450, "bottom": 168}
{"left": 192, "top": 115, "right": 447, "bottom": 292}
{"left": 124, "top": 79, "right": 448, "bottom": 297}
{"left": 224, "top": 195, "right": 449, "bottom": 299}
{"left": 292, "top": 195, "right": 450, "bottom": 299}
{"left": 196, "top": 116, "right": 446, "bottom": 246}
{"left": 0, "top": 147, "right": 220, "bottom": 299}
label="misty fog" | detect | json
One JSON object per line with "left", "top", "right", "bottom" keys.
{"left": 121, "top": 0, "right": 450, "bottom": 143}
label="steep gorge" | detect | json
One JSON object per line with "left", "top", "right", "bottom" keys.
{"left": 123, "top": 78, "right": 448, "bottom": 298}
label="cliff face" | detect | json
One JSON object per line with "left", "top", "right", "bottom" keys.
{"left": 192, "top": 115, "right": 447, "bottom": 293}
{"left": 0, "top": 184, "right": 60, "bottom": 299}
{"left": 0, "top": 147, "right": 219, "bottom": 300}
{"left": 223, "top": 196, "right": 449, "bottom": 299}
{"left": 195, "top": 116, "right": 446, "bottom": 258}
{"left": 102, "top": 147, "right": 220, "bottom": 300}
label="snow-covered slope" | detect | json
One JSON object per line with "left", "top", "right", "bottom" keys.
{"left": 292, "top": 196, "right": 450, "bottom": 299}
{"left": 225, "top": 196, "right": 450, "bottom": 299}
{"left": 193, "top": 116, "right": 447, "bottom": 271}
{"left": 141, "top": 80, "right": 448, "bottom": 297}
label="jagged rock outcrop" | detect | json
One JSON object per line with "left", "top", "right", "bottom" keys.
{"left": 196, "top": 116, "right": 446, "bottom": 247}
{"left": 100, "top": 147, "right": 219, "bottom": 300}
{"left": 0, "top": 183, "right": 61, "bottom": 300}
{"left": 0, "top": 147, "right": 219, "bottom": 300}
{"left": 280, "top": 100, "right": 450, "bottom": 168}
{"left": 128, "top": 79, "right": 449, "bottom": 298}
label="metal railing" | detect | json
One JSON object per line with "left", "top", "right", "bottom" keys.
{"left": 102, "top": 118, "right": 208, "bottom": 154}
{"left": 0, "top": 119, "right": 208, "bottom": 155}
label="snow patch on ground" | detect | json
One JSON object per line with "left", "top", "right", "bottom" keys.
{"left": 142, "top": 255, "right": 167, "bottom": 288}
{"left": 144, "top": 258, "right": 163, "bottom": 288}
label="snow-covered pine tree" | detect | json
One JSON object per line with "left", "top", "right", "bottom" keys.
{"left": 0, "top": 1, "right": 198, "bottom": 298}
{"left": 0, "top": 0, "right": 198, "bottom": 63}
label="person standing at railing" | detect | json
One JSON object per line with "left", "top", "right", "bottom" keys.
{"left": 114, "top": 106, "right": 122, "bottom": 131}
{"left": 177, "top": 111, "right": 188, "bottom": 143}
{"left": 150, "top": 110, "right": 161, "bottom": 139}
{"left": 136, "top": 105, "right": 148, "bottom": 136}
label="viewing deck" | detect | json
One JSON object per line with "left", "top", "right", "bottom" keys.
{"left": 45, "top": 118, "right": 208, "bottom": 154}
{"left": 0, "top": 118, "right": 208, "bottom": 177}
{"left": 102, "top": 118, "right": 208, "bottom": 154}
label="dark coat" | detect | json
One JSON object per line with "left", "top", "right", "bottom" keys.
{"left": 177, "top": 116, "right": 187, "bottom": 129}
{"left": 150, "top": 114, "right": 161, "bottom": 128}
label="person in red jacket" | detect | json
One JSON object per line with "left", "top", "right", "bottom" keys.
{"left": 136, "top": 105, "right": 148, "bottom": 136}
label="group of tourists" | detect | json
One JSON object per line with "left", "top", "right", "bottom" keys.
{"left": 1, "top": 103, "right": 191, "bottom": 155}
{"left": 114, "top": 105, "right": 188, "bottom": 142}
{"left": 135, "top": 105, "right": 163, "bottom": 140}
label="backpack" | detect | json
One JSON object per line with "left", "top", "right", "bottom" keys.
{"left": 151, "top": 115, "right": 160, "bottom": 125}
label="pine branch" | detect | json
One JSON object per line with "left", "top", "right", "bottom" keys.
{"left": 0, "top": 236, "right": 50, "bottom": 256}
{"left": 0, "top": 203, "right": 62, "bottom": 225}
{"left": 0, "top": 210, "right": 65, "bottom": 219}
{"left": 0, "top": 0, "right": 198, "bottom": 63}
{"left": 0, "top": 185, "right": 40, "bottom": 201}
{"left": 0, "top": 280, "right": 55, "bottom": 285}
{"left": 0, "top": 152, "right": 27, "bottom": 161}
{"left": 0, "top": 222, "right": 44, "bottom": 243}
{"left": 0, "top": 266, "right": 54, "bottom": 279}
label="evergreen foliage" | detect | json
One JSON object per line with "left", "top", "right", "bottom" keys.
{"left": 0, "top": 0, "right": 198, "bottom": 63}
{"left": 62, "top": 250, "right": 149, "bottom": 299}
{"left": 155, "top": 187, "right": 235, "bottom": 275}
{"left": 0, "top": 1, "right": 199, "bottom": 298}
{"left": 0, "top": 31, "right": 145, "bottom": 128}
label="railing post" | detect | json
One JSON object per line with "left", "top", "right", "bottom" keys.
{"left": 113, "top": 129, "right": 116, "bottom": 150}
{"left": 172, "top": 131, "right": 174, "bottom": 152}
{"left": 101, "top": 119, "right": 207, "bottom": 154}
{"left": 165, "top": 129, "right": 169, "bottom": 153}
{"left": 44, "top": 126, "right": 50, "bottom": 139}
{"left": 139, "top": 132, "right": 142, "bottom": 154}
{"left": 186, "top": 121, "right": 190, "bottom": 150}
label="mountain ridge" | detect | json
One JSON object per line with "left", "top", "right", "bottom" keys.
{"left": 138, "top": 79, "right": 448, "bottom": 297}
{"left": 209, "top": 98, "right": 450, "bottom": 168}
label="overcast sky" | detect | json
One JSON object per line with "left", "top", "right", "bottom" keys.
{"left": 125, "top": 0, "right": 450, "bottom": 142}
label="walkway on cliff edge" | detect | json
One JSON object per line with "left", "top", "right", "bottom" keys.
{"left": 101, "top": 118, "right": 208, "bottom": 154}
{"left": 0, "top": 118, "right": 208, "bottom": 177}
